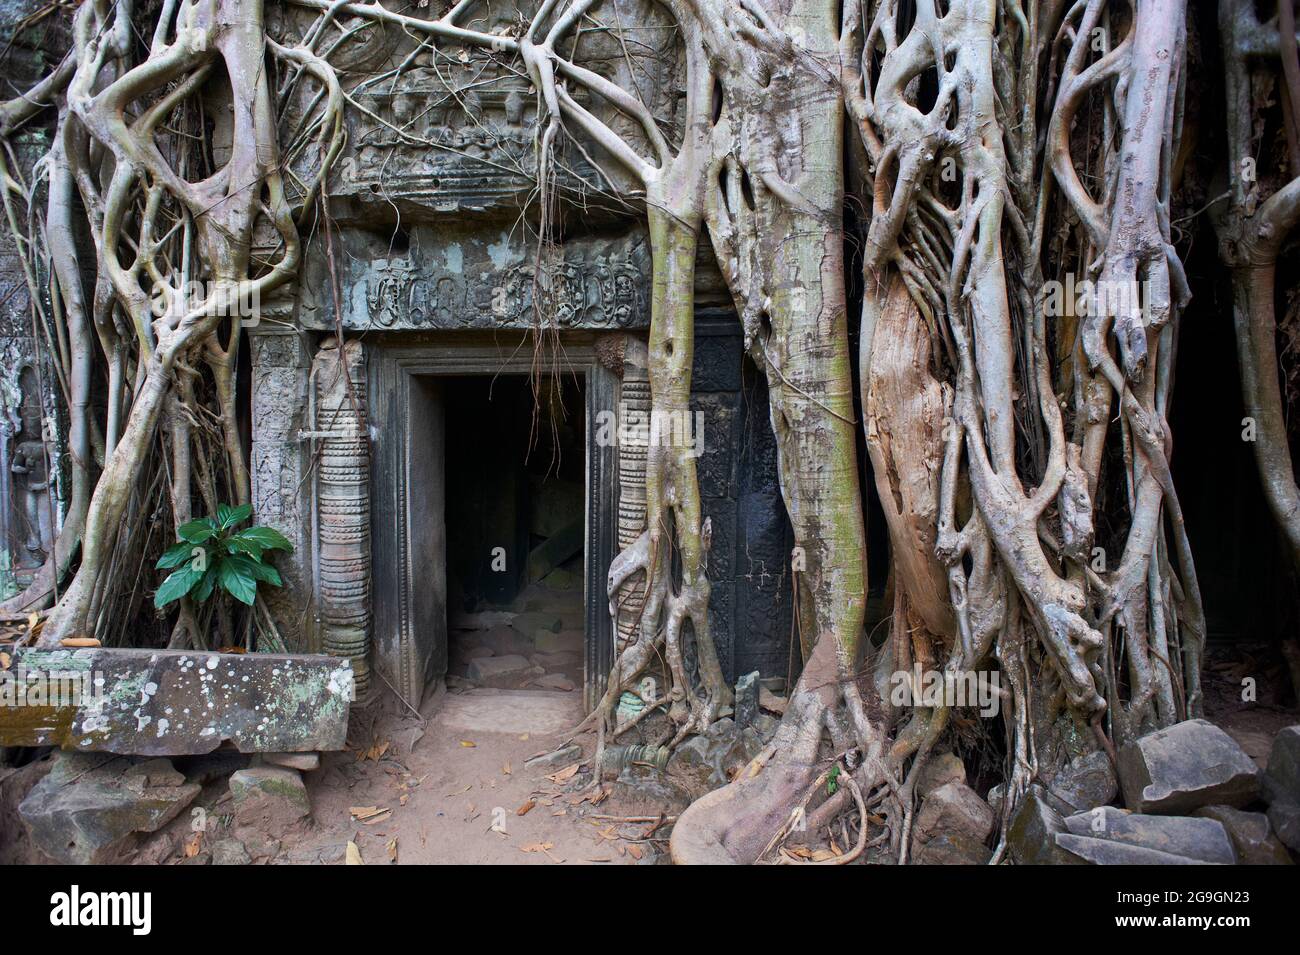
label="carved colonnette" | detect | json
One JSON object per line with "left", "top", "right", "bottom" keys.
{"left": 311, "top": 340, "right": 373, "bottom": 703}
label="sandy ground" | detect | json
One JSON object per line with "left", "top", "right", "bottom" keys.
{"left": 290, "top": 686, "right": 663, "bottom": 865}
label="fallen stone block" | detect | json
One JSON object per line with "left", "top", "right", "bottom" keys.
{"left": 1193, "top": 805, "right": 1293, "bottom": 865}
{"left": 1118, "top": 719, "right": 1259, "bottom": 814}
{"left": 734, "top": 671, "right": 760, "bottom": 729}
{"left": 229, "top": 765, "right": 310, "bottom": 832}
{"left": 534, "top": 629, "right": 583, "bottom": 655}
{"left": 467, "top": 653, "right": 538, "bottom": 688}
{"left": 1063, "top": 806, "right": 1236, "bottom": 863}
{"left": 1263, "top": 725, "right": 1300, "bottom": 805}
{"left": 1047, "top": 750, "right": 1118, "bottom": 811}
{"left": 1266, "top": 799, "right": 1300, "bottom": 854}
{"left": 212, "top": 838, "right": 252, "bottom": 866}
{"left": 262, "top": 752, "right": 320, "bottom": 772}
{"left": 913, "top": 830, "right": 991, "bottom": 865}
{"left": 1007, "top": 785, "right": 1081, "bottom": 865}
{"left": 533, "top": 672, "right": 575, "bottom": 692}
{"left": 0, "top": 646, "right": 352, "bottom": 755}
{"left": 1056, "top": 833, "right": 1214, "bottom": 865}
{"left": 914, "top": 781, "right": 995, "bottom": 845}
{"left": 916, "top": 751, "right": 967, "bottom": 798}
{"left": 19, "top": 752, "right": 200, "bottom": 864}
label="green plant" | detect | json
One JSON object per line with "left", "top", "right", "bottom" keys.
{"left": 154, "top": 504, "right": 292, "bottom": 608}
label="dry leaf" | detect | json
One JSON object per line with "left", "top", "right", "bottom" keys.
{"left": 0, "top": 652, "right": 10, "bottom": 670}
{"left": 460, "top": 740, "right": 477, "bottom": 748}
{"left": 546, "top": 762, "right": 581, "bottom": 783}
{"left": 183, "top": 832, "right": 203, "bottom": 858}
{"left": 519, "top": 842, "right": 554, "bottom": 853}
{"left": 627, "top": 844, "right": 644, "bottom": 860}
{"left": 59, "top": 637, "right": 99, "bottom": 648}
{"left": 350, "top": 805, "right": 391, "bottom": 823}
{"left": 516, "top": 799, "right": 535, "bottom": 816}
{"left": 386, "top": 838, "right": 398, "bottom": 863}
{"left": 502, "top": 762, "right": 512, "bottom": 776}
{"left": 346, "top": 841, "right": 364, "bottom": 865}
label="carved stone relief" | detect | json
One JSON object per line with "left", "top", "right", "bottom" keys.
{"left": 311, "top": 339, "right": 373, "bottom": 703}
{"left": 298, "top": 225, "right": 651, "bottom": 332}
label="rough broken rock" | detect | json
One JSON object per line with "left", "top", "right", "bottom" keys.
{"left": 913, "top": 830, "right": 992, "bottom": 865}
{"left": 533, "top": 672, "right": 575, "bottom": 692}
{"left": 19, "top": 752, "right": 200, "bottom": 864}
{"left": 229, "top": 766, "right": 310, "bottom": 832}
{"left": 916, "top": 751, "right": 967, "bottom": 798}
{"left": 913, "top": 781, "right": 994, "bottom": 846}
{"left": 1118, "top": 719, "right": 1259, "bottom": 814}
{"left": 262, "top": 752, "right": 321, "bottom": 772}
{"left": 1055, "top": 833, "right": 1214, "bottom": 865}
{"left": 466, "top": 653, "right": 537, "bottom": 688}
{"left": 212, "top": 838, "right": 252, "bottom": 866}
{"left": 1263, "top": 725, "right": 1300, "bottom": 805}
{"left": 1046, "top": 750, "right": 1118, "bottom": 811}
{"left": 534, "top": 629, "right": 583, "bottom": 655}
{"left": 1193, "top": 805, "right": 1293, "bottom": 865}
{"left": 1007, "top": 785, "right": 1080, "bottom": 865}
{"left": 1266, "top": 799, "right": 1300, "bottom": 854}
{"left": 734, "top": 671, "right": 760, "bottom": 729}
{"left": 1062, "top": 806, "right": 1236, "bottom": 864}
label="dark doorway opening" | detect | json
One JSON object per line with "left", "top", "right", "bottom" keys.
{"left": 442, "top": 374, "right": 587, "bottom": 695}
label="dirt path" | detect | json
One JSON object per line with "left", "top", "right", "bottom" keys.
{"left": 296, "top": 687, "right": 662, "bottom": 864}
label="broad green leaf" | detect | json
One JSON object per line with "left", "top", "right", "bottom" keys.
{"left": 154, "top": 564, "right": 204, "bottom": 608}
{"left": 226, "top": 537, "right": 265, "bottom": 561}
{"left": 177, "top": 518, "right": 217, "bottom": 544}
{"left": 233, "top": 525, "right": 293, "bottom": 552}
{"left": 192, "top": 564, "right": 219, "bottom": 603}
{"left": 217, "top": 503, "right": 253, "bottom": 531}
{"left": 218, "top": 558, "right": 258, "bottom": 606}
{"left": 229, "top": 554, "right": 282, "bottom": 587}
{"left": 156, "top": 542, "right": 196, "bottom": 570}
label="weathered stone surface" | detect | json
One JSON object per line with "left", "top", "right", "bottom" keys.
{"left": 1063, "top": 806, "right": 1236, "bottom": 863}
{"left": 466, "top": 654, "right": 537, "bottom": 688}
{"left": 0, "top": 647, "right": 353, "bottom": 755}
{"left": 1263, "top": 725, "right": 1300, "bottom": 804}
{"left": 0, "top": 756, "right": 52, "bottom": 864}
{"left": 1007, "top": 785, "right": 1080, "bottom": 865}
{"left": 1193, "top": 805, "right": 1293, "bottom": 865}
{"left": 734, "top": 671, "right": 760, "bottom": 729}
{"left": 1055, "top": 833, "right": 1214, "bottom": 865}
{"left": 470, "top": 625, "right": 533, "bottom": 657}
{"left": 511, "top": 612, "right": 562, "bottom": 641}
{"left": 758, "top": 686, "right": 787, "bottom": 715}
{"left": 229, "top": 766, "right": 310, "bottom": 832}
{"left": 262, "top": 752, "right": 321, "bottom": 772}
{"left": 1266, "top": 800, "right": 1300, "bottom": 853}
{"left": 534, "top": 629, "right": 583, "bottom": 655}
{"left": 1047, "top": 750, "right": 1118, "bottom": 811}
{"left": 917, "top": 752, "right": 967, "bottom": 798}
{"left": 913, "top": 830, "right": 992, "bottom": 865}
{"left": 1118, "top": 719, "right": 1259, "bottom": 814}
{"left": 438, "top": 688, "right": 582, "bottom": 736}
{"left": 914, "top": 781, "right": 995, "bottom": 845}
{"left": 212, "top": 838, "right": 252, "bottom": 866}
{"left": 534, "top": 673, "right": 575, "bottom": 692}
{"left": 19, "top": 753, "right": 200, "bottom": 864}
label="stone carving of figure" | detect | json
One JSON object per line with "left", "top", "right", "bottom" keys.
{"left": 10, "top": 403, "right": 50, "bottom": 566}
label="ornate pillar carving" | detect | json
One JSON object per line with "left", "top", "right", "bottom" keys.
{"left": 311, "top": 339, "right": 372, "bottom": 703}
{"left": 614, "top": 338, "right": 651, "bottom": 654}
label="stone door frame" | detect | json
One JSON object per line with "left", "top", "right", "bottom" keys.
{"left": 368, "top": 333, "right": 618, "bottom": 711}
